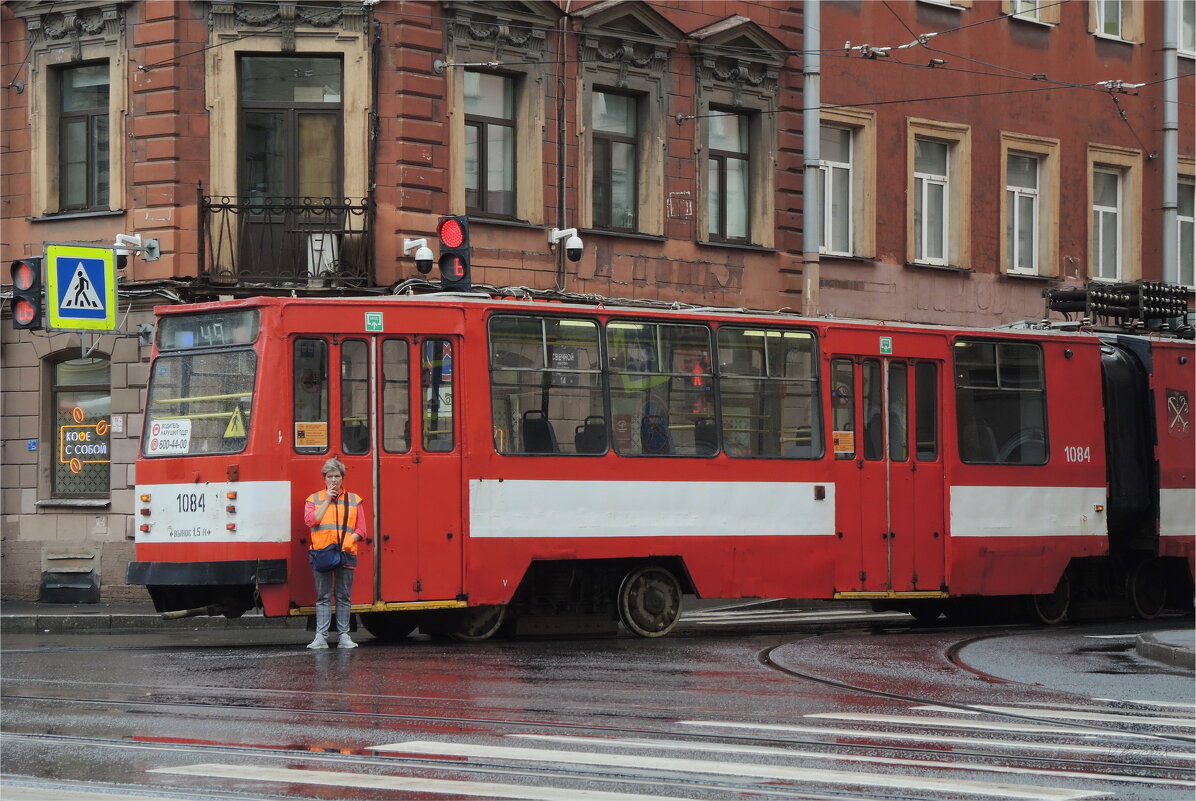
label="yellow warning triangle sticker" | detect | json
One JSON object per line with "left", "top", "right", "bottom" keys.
{"left": 224, "top": 406, "right": 246, "bottom": 438}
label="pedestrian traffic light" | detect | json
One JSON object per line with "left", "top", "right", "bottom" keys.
{"left": 436, "top": 215, "right": 471, "bottom": 292}
{"left": 10, "top": 257, "right": 44, "bottom": 331}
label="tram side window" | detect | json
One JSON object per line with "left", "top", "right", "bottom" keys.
{"left": 341, "top": 339, "right": 370, "bottom": 455}
{"left": 915, "top": 362, "right": 939, "bottom": 461}
{"left": 717, "top": 327, "right": 822, "bottom": 458}
{"left": 381, "top": 339, "right": 410, "bottom": 452}
{"left": 422, "top": 340, "right": 454, "bottom": 452}
{"left": 608, "top": 322, "right": 712, "bottom": 456}
{"left": 293, "top": 338, "right": 329, "bottom": 454}
{"left": 954, "top": 340, "right": 1047, "bottom": 465}
{"left": 489, "top": 315, "right": 603, "bottom": 454}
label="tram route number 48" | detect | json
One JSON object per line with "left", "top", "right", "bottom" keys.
{"left": 177, "top": 492, "right": 207, "bottom": 513}
{"left": 1063, "top": 445, "right": 1091, "bottom": 463}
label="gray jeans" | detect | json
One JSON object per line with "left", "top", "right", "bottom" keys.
{"left": 312, "top": 565, "right": 354, "bottom": 637}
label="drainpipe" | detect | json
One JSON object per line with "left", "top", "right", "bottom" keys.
{"left": 1161, "top": 0, "right": 1178, "bottom": 285}
{"left": 802, "top": 0, "right": 821, "bottom": 316}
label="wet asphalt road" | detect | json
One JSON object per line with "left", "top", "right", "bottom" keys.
{"left": 1, "top": 603, "right": 1193, "bottom": 801}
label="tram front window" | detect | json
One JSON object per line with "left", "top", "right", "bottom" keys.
{"left": 142, "top": 349, "right": 257, "bottom": 456}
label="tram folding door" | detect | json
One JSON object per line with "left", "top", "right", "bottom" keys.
{"left": 335, "top": 333, "right": 464, "bottom": 605}
{"left": 830, "top": 353, "right": 946, "bottom": 594}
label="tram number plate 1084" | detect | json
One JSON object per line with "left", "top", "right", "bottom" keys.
{"left": 1063, "top": 445, "right": 1091, "bottom": 463}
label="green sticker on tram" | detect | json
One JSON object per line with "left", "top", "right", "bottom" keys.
{"left": 880, "top": 336, "right": 893, "bottom": 355}
{"left": 365, "top": 312, "right": 383, "bottom": 332}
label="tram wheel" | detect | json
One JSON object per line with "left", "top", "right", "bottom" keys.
{"left": 908, "top": 602, "right": 944, "bottom": 625}
{"left": 617, "top": 565, "right": 682, "bottom": 638}
{"left": 449, "top": 605, "right": 507, "bottom": 642}
{"left": 1028, "top": 572, "right": 1071, "bottom": 625}
{"left": 360, "top": 611, "right": 418, "bottom": 643}
{"left": 1128, "top": 558, "right": 1168, "bottom": 620}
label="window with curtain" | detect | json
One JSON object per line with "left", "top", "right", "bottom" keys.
{"left": 464, "top": 71, "right": 516, "bottom": 217}
{"left": 592, "top": 91, "right": 638, "bottom": 231}
{"left": 706, "top": 110, "right": 750, "bottom": 242}
{"left": 1006, "top": 153, "right": 1040, "bottom": 274}
{"left": 1093, "top": 168, "right": 1122, "bottom": 281}
{"left": 818, "top": 125, "right": 853, "bottom": 255}
{"left": 914, "top": 138, "right": 949, "bottom": 264}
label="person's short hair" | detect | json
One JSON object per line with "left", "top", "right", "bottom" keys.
{"left": 321, "top": 456, "right": 346, "bottom": 476}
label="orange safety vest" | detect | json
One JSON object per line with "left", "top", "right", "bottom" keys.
{"left": 307, "top": 490, "right": 362, "bottom": 555}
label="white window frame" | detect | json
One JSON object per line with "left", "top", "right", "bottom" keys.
{"left": 1092, "top": 168, "right": 1123, "bottom": 281}
{"left": 1088, "top": 144, "right": 1142, "bottom": 284}
{"left": 1179, "top": 176, "right": 1195, "bottom": 287}
{"left": 1000, "top": 132, "right": 1060, "bottom": 278}
{"left": 1011, "top": 0, "right": 1041, "bottom": 22}
{"left": 907, "top": 119, "right": 971, "bottom": 269}
{"left": 914, "top": 140, "right": 950, "bottom": 266}
{"left": 1097, "top": 0, "right": 1122, "bottom": 37}
{"left": 1181, "top": 0, "right": 1196, "bottom": 58}
{"left": 818, "top": 124, "right": 853, "bottom": 257}
{"left": 819, "top": 108, "right": 876, "bottom": 259}
{"left": 1089, "top": 0, "right": 1144, "bottom": 43}
{"left": 1006, "top": 154, "right": 1040, "bottom": 275}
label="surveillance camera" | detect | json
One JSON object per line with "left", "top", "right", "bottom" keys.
{"left": 414, "top": 245, "right": 434, "bottom": 275}
{"left": 565, "top": 234, "right": 583, "bottom": 263}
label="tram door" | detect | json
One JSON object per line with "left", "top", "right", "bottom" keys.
{"left": 831, "top": 355, "right": 945, "bottom": 593}
{"left": 337, "top": 333, "right": 463, "bottom": 605}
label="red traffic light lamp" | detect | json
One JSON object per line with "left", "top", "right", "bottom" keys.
{"left": 436, "top": 215, "right": 472, "bottom": 292}
{"left": 10, "top": 257, "right": 44, "bottom": 331}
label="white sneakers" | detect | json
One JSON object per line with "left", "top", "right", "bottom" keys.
{"left": 306, "top": 634, "right": 357, "bottom": 649}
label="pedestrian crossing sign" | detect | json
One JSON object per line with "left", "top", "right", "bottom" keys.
{"left": 46, "top": 245, "right": 117, "bottom": 331}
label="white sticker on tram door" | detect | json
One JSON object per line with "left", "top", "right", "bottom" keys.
{"left": 147, "top": 419, "right": 191, "bottom": 455}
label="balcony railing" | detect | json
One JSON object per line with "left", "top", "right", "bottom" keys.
{"left": 199, "top": 192, "right": 372, "bottom": 288}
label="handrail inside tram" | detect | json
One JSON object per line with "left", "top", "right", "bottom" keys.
{"left": 153, "top": 392, "right": 253, "bottom": 404}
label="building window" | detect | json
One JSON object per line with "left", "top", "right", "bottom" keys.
{"left": 707, "top": 110, "right": 751, "bottom": 242}
{"left": 53, "top": 357, "right": 111, "bottom": 498}
{"left": 1179, "top": 179, "right": 1195, "bottom": 287}
{"left": 1010, "top": 0, "right": 1041, "bottom": 21}
{"left": 908, "top": 119, "right": 971, "bottom": 268}
{"left": 1182, "top": 0, "right": 1196, "bottom": 55}
{"left": 1006, "top": 154, "right": 1040, "bottom": 274}
{"left": 819, "top": 125, "right": 853, "bottom": 256}
{"left": 239, "top": 55, "right": 342, "bottom": 202}
{"left": 57, "top": 64, "right": 110, "bottom": 212}
{"left": 1093, "top": 168, "right": 1122, "bottom": 281}
{"left": 1089, "top": 0, "right": 1144, "bottom": 42}
{"left": 464, "top": 71, "right": 516, "bottom": 218}
{"left": 914, "top": 138, "right": 950, "bottom": 265}
{"left": 592, "top": 91, "right": 638, "bottom": 231}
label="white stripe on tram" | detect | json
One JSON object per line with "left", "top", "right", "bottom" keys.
{"left": 151, "top": 763, "right": 676, "bottom": 801}
{"left": 678, "top": 721, "right": 1195, "bottom": 760}
{"left": 468, "top": 479, "right": 836, "bottom": 538}
{"left": 370, "top": 740, "right": 1102, "bottom": 800}
{"left": 510, "top": 734, "right": 1196, "bottom": 789}
{"left": 950, "top": 485, "right": 1108, "bottom": 538}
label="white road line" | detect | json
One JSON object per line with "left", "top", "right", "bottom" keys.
{"left": 151, "top": 763, "right": 678, "bottom": 801}
{"left": 910, "top": 704, "right": 1196, "bottom": 728}
{"left": 678, "top": 720, "right": 1196, "bottom": 761}
{"left": 1093, "top": 698, "right": 1196, "bottom": 710}
{"left": 1, "top": 789, "right": 207, "bottom": 801}
{"left": 803, "top": 712, "right": 1175, "bottom": 740}
{"left": 510, "top": 734, "right": 1196, "bottom": 789}
{"left": 369, "top": 740, "right": 1105, "bottom": 800}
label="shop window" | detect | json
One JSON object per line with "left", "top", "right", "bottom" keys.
{"left": 53, "top": 356, "right": 110, "bottom": 497}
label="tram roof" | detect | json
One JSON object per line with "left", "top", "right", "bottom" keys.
{"left": 155, "top": 289, "right": 1194, "bottom": 344}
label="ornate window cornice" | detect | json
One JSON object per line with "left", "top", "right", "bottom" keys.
{"left": 442, "top": 1, "right": 560, "bottom": 64}
{"left": 690, "top": 15, "right": 787, "bottom": 106}
{"left": 573, "top": 0, "right": 681, "bottom": 85}
{"left": 208, "top": 1, "right": 369, "bottom": 51}
{"left": 10, "top": 1, "right": 125, "bottom": 62}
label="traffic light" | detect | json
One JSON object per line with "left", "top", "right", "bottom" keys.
{"left": 436, "top": 215, "right": 471, "bottom": 291}
{"left": 10, "top": 257, "right": 44, "bottom": 331}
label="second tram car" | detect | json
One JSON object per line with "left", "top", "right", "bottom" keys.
{"left": 127, "top": 294, "right": 1195, "bottom": 639}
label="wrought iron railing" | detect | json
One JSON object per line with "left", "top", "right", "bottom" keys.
{"left": 199, "top": 190, "right": 372, "bottom": 288}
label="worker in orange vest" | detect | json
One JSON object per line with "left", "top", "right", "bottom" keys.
{"left": 304, "top": 456, "right": 367, "bottom": 649}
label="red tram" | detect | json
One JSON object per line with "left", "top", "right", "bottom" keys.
{"left": 127, "top": 293, "right": 1195, "bottom": 639}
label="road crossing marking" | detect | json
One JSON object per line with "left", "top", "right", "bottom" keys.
{"left": 1093, "top": 698, "right": 1196, "bottom": 710}
{"left": 911, "top": 704, "right": 1196, "bottom": 728}
{"left": 151, "top": 763, "right": 679, "bottom": 801}
{"left": 370, "top": 739, "right": 1103, "bottom": 800}
{"left": 803, "top": 712, "right": 1179, "bottom": 740}
{"left": 509, "top": 733, "right": 1196, "bottom": 789}
{"left": 679, "top": 720, "right": 1196, "bottom": 760}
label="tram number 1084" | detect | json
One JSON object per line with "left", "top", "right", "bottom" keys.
{"left": 1063, "top": 445, "right": 1092, "bottom": 463}
{"left": 176, "top": 492, "right": 207, "bottom": 513}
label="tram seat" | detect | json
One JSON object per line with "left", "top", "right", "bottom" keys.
{"left": 960, "top": 422, "right": 998, "bottom": 462}
{"left": 522, "top": 410, "right": 559, "bottom": 453}
{"left": 574, "top": 416, "right": 607, "bottom": 454}
{"left": 694, "top": 417, "right": 718, "bottom": 456}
